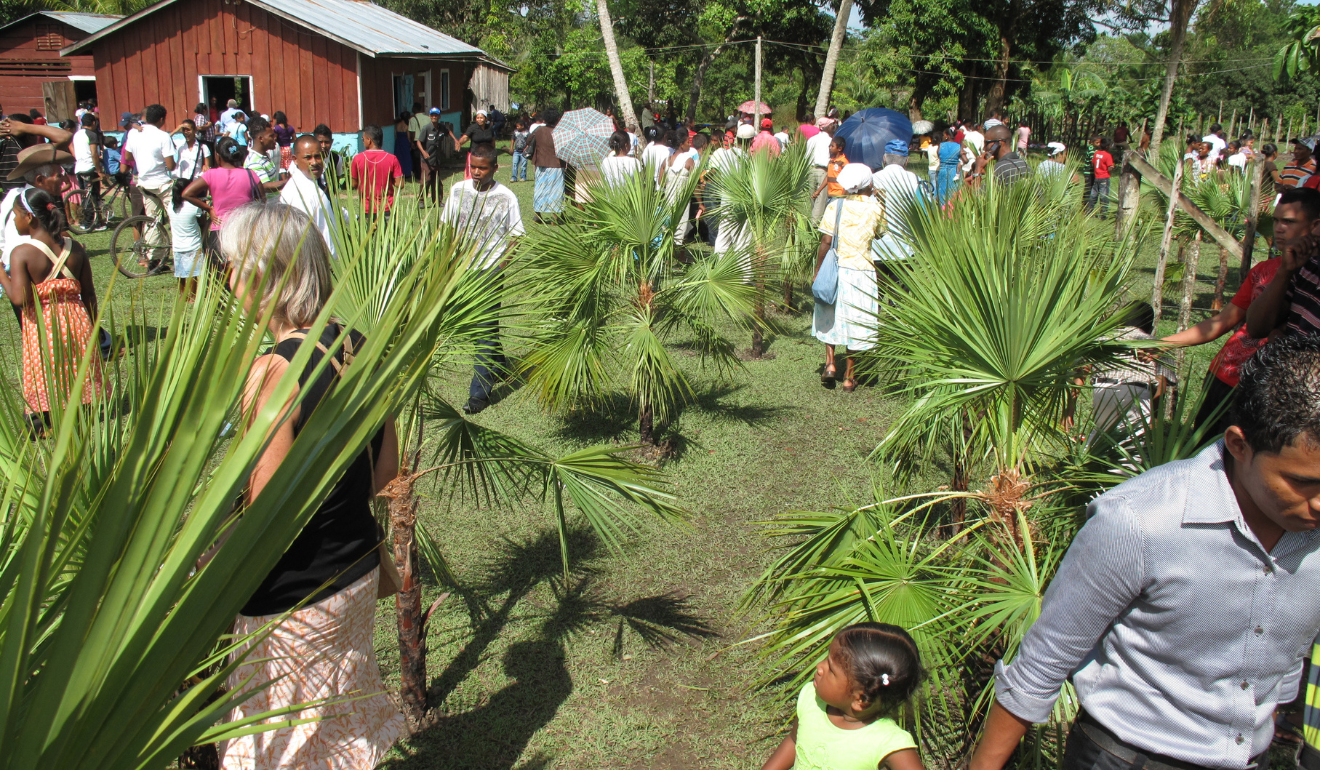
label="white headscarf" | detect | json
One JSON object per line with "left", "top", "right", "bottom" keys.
{"left": 278, "top": 164, "right": 342, "bottom": 259}
{"left": 837, "top": 163, "right": 873, "bottom": 195}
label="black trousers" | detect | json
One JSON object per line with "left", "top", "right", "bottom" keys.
{"left": 1064, "top": 713, "right": 1265, "bottom": 770}
{"left": 468, "top": 271, "right": 506, "bottom": 405}
{"left": 76, "top": 172, "right": 102, "bottom": 227}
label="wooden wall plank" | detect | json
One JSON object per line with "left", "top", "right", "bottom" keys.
{"left": 125, "top": 22, "right": 146, "bottom": 113}
{"left": 310, "top": 32, "right": 329, "bottom": 128}
{"left": 181, "top": 11, "right": 199, "bottom": 111}
{"left": 298, "top": 30, "right": 313, "bottom": 129}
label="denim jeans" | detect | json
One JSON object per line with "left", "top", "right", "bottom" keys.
{"left": 511, "top": 151, "right": 527, "bottom": 182}
{"left": 469, "top": 270, "right": 507, "bottom": 405}
{"left": 1088, "top": 177, "right": 1110, "bottom": 217}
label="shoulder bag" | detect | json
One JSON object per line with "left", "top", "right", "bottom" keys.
{"left": 812, "top": 198, "right": 844, "bottom": 305}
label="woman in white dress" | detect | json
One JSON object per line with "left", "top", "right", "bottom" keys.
{"left": 813, "top": 163, "right": 885, "bottom": 393}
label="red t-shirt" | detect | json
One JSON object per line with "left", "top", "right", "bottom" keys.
{"left": 350, "top": 149, "right": 403, "bottom": 212}
{"left": 1209, "top": 258, "right": 1280, "bottom": 386}
{"left": 1093, "top": 150, "right": 1114, "bottom": 180}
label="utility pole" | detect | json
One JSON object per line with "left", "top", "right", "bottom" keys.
{"left": 754, "top": 36, "right": 763, "bottom": 126}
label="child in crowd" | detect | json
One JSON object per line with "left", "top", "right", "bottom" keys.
{"left": 168, "top": 181, "right": 203, "bottom": 299}
{"left": 102, "top": 136, "right": 122, "bottom": 178}
{"left": 813, "top": 136, "right": 849, "bottom": 202}
{"left": 440, "top": 143, "right": 523, "bottom": 415}
{"left": 510, "top": 118, "right": 529, "bottom": 183}
{"left": 227, "top": 112, "right": 248, "bottom": 146}
{"left": 762, "top": 623, "right": 924, "bottom": 770}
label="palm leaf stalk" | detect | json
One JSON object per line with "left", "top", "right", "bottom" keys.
{"left": 708, "top": 144, "right": 814, "bottom": 356}
{"left": 0, "top": 209, "right": 481, "bottom": 769}
{"left": 521, "top": 160, "right": 763, "bottom": 444}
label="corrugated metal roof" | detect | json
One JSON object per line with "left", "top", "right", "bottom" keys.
{"left": 255, "top": 0, "right": 483, "bottom": 56}
{"left": 61, "top": 0, "right": 498, "bottom": 60}
{"left": 41, "top": 12, "right": 123, "bottom": 35}
{"left": 0, "top": 11, "right": 121, "bottom": 36}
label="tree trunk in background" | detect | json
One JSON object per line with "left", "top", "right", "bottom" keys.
{"left": 639, "top": 404, "right": 655, "bottom": 445}
{"left": 686, "top": 36, "right": 736, "bottom": 123}
{"left": 1212, "top": 245, "right": 1229, "bottom": 310}
{"left": 597, "top": 0, "right": 638, "bottom": 128}
{"left": 958, "top": 65, "right": 978, "bottom": 121}
{"left": 1151, "top": 0, "right": 1198, "bottom": 154}
{"left": 814, "top": 0, "right": 854, "bottom": 119}
{"left": 984, "top": 35, "right": 1012, "bottom": 116}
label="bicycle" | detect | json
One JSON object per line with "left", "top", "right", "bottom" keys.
{"left": 111, "top": 199, "right": 173, "bottom": 279}
{"left": 65, "top": 175, "right": 131, "bottom": 236}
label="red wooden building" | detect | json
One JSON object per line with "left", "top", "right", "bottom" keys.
{"left": 0, "top": 11, "right": 121, "bottom": 120}
{"left": 61, "top": 0, "right": 511, "bottom": 137}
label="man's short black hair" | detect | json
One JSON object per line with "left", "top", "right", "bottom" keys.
{"left": 247, "top": 116, "right": 271, "bottom": 135}
{"left": 80, "top": 112, "right": 97, "bottom": 127}
{"left": 143, "top": 104, "right": 167, "bottom": 125}
{"left": 1209, "top": 122, "right": 1223, "bottom": 133}
{"left": 313, "top": 123, "right": 333, "bottom": 138}
{"left": 1121, "top": 300, "right": 1155, "bottom": 335}
{"left": 1278, "top": 187, "right": 1320, "bottom": 222}
{"left": 1231, "top": 334, "right": 1320, "bottom": 453}
{"left": 363, "top": 124, "right": 383, "bottom": 147}
{"left": 469, "top": 143, "right": 497, "bottom": 162}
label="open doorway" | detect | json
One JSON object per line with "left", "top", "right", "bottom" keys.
{"left": 70, "top": 78, "right": 97, "bottom": 105}
{"left": 200, "top": 75, "right": 253, "bottom": 121}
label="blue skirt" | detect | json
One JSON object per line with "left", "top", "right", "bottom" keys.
{"left": 534, "top": 167, "right": 565, "bottom": 214}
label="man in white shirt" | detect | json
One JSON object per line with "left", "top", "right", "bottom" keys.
{"left": 72, "top": 112, "right": 105, "bottom": 231}
{"left": 121, "top": 103, "right": 177, "bottom": 262}
{"left": 218, "top": 99, "right": 241, "bottom": 132}
{"left": 440, "top": 144, "right": 524, "bottom": 414}
{"left": 806, "top": 119, "right": 836, "bottom": 222}
{"left": 871, "top": 141, "right": 921, "bottom": 262}
{"left": 962, "top": 125, "right": 985, "bottom": 172}
{"left": 279, "top": 135, "right": 343, "bottom": 259}
{"left": 1203, "top": 123, "right": 1227, "bottom": 163}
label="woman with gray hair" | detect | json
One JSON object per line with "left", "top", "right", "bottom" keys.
{"left": 216, "top": 201, "right": 406, "bottom": 770}
{"left": 814, "top": 163, "right": 886, "bottom": 393}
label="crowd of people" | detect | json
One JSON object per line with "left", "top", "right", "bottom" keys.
{"left": 2, "top": 90, "right": 1320, "bottom": 770}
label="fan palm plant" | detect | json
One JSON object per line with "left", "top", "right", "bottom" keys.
{"left": 707, "top": 144, "right": 815, "bottom": 355}
{"left": 746, "top": 179, "right": 1172, "bottom": 761}
{"left": 327, "top": 199, "right": 688, "bottom": 726}
{"left": 520, "top": 162, "right": 763, "bottom": 445}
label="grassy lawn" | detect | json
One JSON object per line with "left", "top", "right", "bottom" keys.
{"left": 33, "top": 152, "right": 1245, "bottom": 769}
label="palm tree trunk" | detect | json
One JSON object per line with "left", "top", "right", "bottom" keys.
{"left": 596, "top": 0, "right": 638, "bottom": 128}
{"left": 813, "top": 0, "right": 854, "bottom": 118}
{"left": 1150, "top": 0, "right": 1198, "bottom": 154}
{"left": 639, "top": 404, "right": 655, "bottom": 445}
{"left": 390, "top": 470, "right": 427, "bottom": 729}
{"left": 751, "top": 250, "right": 767, "bottom": 357}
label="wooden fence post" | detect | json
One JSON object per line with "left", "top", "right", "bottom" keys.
{"left": 1171, "top": 232, "right": 1203, "bottom": 417}
{"left": 1152, "top": 157, "right": 1186, "bottom": 322}
{"left": 1241, "top": 158, "right": 1265, "bottom": 277}
{"left": 1212, "top": 244, "right": 1229, "bottom": 311}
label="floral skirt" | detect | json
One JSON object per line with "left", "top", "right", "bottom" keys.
{"left": 218, "top": 568, "right": 406, "bottom": 770}
{"left": 813, "top": 266, "right": 878, "bottom": 351}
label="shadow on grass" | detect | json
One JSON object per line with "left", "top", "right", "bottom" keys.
{"left": 690, "top": 383, "right": 798, "bottom": 426}
{"left": 384, "top": 526, "right": 715, "bottom": 770}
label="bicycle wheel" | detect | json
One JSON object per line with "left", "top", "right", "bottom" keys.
{"left": 112, "top": 215, "right": 171, "bottom": 278}
{"left": 109, "top": 187, "right": 131, "bottom": 222}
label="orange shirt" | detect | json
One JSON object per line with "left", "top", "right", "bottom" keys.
{"left": 825, "top": 153, "right": 849, "bottom": 197}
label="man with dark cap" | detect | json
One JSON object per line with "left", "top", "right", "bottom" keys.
{"left": 974, "top": 124, "right": 1031, "bottom": 185}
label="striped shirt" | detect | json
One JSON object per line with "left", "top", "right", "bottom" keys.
{"left": 1282, "top": 159, "right": 1316, "bottom": 188}
{"left": 995, "top": 441, "right": 1320, "bottom": 769}
{"left": 1287, "top": 255, "right": 1320, "bottom": 337}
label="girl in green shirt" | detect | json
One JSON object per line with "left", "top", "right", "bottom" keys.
{"left": 762, "top": 623, "right": 925, "bottom": 770}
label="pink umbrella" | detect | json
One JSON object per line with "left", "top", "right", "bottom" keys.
{"left": 798, "top": 124, "right": 820, "bottom": 138}
{"left": 737, "top": 100, "right": 771, "bottom": 115}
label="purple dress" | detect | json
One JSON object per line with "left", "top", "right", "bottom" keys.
{"left": 393, "top": 125, "right": 414, "bottom": 178}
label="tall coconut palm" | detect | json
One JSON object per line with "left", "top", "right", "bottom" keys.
{"left": 521, "top": 161, "right": 763, "bottom": 445}
{"left": 814, "top": 0, "right": 855, "bottom": 119}
{"left": 597, "top": 0, "right": 638, "bottom": 128}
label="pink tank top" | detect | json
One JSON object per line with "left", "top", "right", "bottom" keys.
{"left": 201, "top": 167, "right": 260, "bottom": 230}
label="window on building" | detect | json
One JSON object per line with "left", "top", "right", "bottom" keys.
{"left": 34, "top": 24, "right": 63, "bottom": 50}
{"left": 440, "top": 69, "right": 450, "bottom": 111}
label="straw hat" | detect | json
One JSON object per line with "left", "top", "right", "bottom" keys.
{"left": 6, "top": 144, "right": 73, "bottom": 181}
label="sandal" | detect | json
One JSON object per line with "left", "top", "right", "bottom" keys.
{"left": 821, "top": 365, "right": 837, "bottom": 384}
{"left": 842, "top": 379, "right": 857, "bottom": 393}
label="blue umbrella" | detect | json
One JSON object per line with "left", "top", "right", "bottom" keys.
{"left": 835, "top": 108, "right": 913, "bottom": 171}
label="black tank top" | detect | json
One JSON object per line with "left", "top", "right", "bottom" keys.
{"left": 240, "top": 325, "right": 383, "bottom": 617}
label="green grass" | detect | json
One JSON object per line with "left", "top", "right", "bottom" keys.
{"left": 41, "top": 157, "right": 1259, "bottom": 769}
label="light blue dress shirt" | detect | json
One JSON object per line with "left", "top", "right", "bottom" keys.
{"left": 996, "top": 441, "right": 1320, "bottom": 768}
